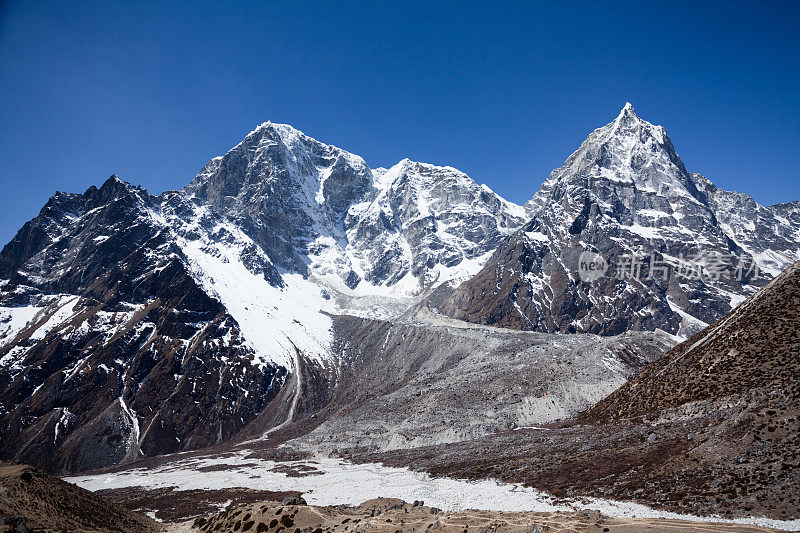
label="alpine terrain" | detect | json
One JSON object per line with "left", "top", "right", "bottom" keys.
{"left": 439, "top": 104, "right": 800, "bottom": 337}
{"left": 1, "top": 104, "right": 798, "bottom": 482}
{"left": 362, "top": 259, "right": 800, "bottom": 521}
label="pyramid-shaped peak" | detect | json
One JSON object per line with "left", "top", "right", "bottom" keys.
{"left": 607, "top": 102, "right": 668, "bottom": 143}
{"left": 616, "top": 102, "right": 639, "bottom": 121}
{"left": 539, "top": 101, "right": 685, "bottom": 195}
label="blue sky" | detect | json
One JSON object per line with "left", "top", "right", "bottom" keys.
{"left": 1, "top": 1, "right": 798, "bottom": 244}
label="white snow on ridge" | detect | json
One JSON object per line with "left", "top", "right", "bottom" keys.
{"left": 0, "top": 295, "right": 85, "bottom": 368}
{"left": 64, "top": 451, "right": 800, "bottom": 531}
{"left": 0, "top": 295, "right": 93, "bottom": 377}
{"left": 427, "top": 249, "right": 497, "bottom": 288}
{"left": 340, "top": 159, "right": 525, "bottom": 296}
{"left": 0, "top": 304, "right": 44, "bottom": 371}
{"left": 0, "top": 304, "right": 41, "bottom": 348}
{"left": 29, "top": 295, "right": 80, "bottom": 341}
{"left": 525, "top": 230, "right": 549, "bottom": 243}
{"left": 166, "top": 204, "right": 334, "bottom": 369}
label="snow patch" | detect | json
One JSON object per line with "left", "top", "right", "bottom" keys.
{"left": 169, "top": 205, "right": 334, "bottom": 368}
{"left": 64, "top": 451, "right": 800, "bottom": 531}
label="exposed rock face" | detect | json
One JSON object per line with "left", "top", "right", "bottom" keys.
{"left": 184, "top": 123, "right": 375, "bottom": 275}
{"left": 184, "top": 123, "right": 528, "bottom": 291}
{"left": 439, "top": 104, "right": 800, "bottom": 337}
{"left": 0, "top": 178, "right": 286, "bottom": 473}
{"left": 345, "top": 160, "right": 527, "bottom": 289}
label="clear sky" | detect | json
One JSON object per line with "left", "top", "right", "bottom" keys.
{"left": 1, "top": 1, "right": 798, "bottom": 244}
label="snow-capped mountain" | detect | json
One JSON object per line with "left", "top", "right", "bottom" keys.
{"left": 184, "top": 122, "right": 527, "bottom": 295}
{"left": 0, "top": 123, "right": 529, "bottom": 471}
{"left": 0, "top": 178, "right": 288, "bottom": 471}
{"left": 0, "top": 105, "right": 798, "bottom": 473}
{"left": 439, "top": 103, "right": 800, "bottom": 336}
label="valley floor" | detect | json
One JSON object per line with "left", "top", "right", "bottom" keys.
{"left": 64, "top": 445, "right": 800, "bottom": 532}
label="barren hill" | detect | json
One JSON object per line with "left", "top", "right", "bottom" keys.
{"left": 581, "top": 260, "right": 800, "bottom": 423}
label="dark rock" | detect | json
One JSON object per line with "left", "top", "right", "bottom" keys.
{"left": 281, "top": 495, "right": 307, "bottom": 506}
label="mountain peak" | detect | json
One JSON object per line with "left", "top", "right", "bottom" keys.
{"left": 612, "top": 102, "right": 642, "bottom": 129}
{"left": 618, "top": 101, "right": 637, "bottom": 117}
{"left": 239, "top": 121, "right": 369, "bottom": 173}
{"left": 250, "top": 121, "right": 307, "bottom": 144}
{"left": 605, "top": 102, "right": 670, "bottom": 149}
{"left": 98, "top": 174, "right": 138, "bottom": 195}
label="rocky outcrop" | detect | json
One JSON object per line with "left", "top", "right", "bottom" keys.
{"left": 439, "top": 104, "right": 799, "bottom": 337}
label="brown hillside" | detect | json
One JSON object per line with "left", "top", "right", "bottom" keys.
{"left": 0, "top": 461, "right": 156, "bottom": 532}
{"left": 581, "top": 260, "right": 800, "bottom": 423}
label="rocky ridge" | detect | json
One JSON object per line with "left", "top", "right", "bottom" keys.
{"left": 440, "top": 104, "right": 799, "bottom": 337}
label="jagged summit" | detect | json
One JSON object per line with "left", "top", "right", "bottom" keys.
{"left": 249, "top": 120, "right": 311, "bottom": 142}
{"left": 610, "top": 102, "right": 666, "bottom": 136}
{"left": 615, "top": 101, "right": 638, "bottom": 120}
{"left": 238, "top": 121, "right": 369, "bottom": 170}
{"left": 441, "top": 105, "right": 800, "bottom": 338}
{"left": 536, "top": 101, "right": 684, "bottom": 202}
{"left": 85, "top": 174, "right": 135, "bottom": 193}
{"left": 183, "top": 121, "right": 527, "bottom": 292}
{"left": 610, "top": 104, "right": 667, "bottom": 143}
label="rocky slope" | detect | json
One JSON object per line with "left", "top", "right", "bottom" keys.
{"left": 0, "top": 178, "right": 289, "bottom": 472}
{"left": 581, "top": 259, "right": 800, "bottom": 423}
{"left": 575, "top": 259, "right": 800, "bottom": 515}
{"left": 184, "top": 122, "right": 528, "bottom": 294}
{"left": 439, "top": 104, "right": 800, "bottom": 337}
{"left": 0, "top": 461, "right": 156, "bottom": 532}
{"left": 288, "top": 313, "right": 674, "bottom": 453}
{"left": 363, "top": 260, "right": 800, "bottom": 521}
